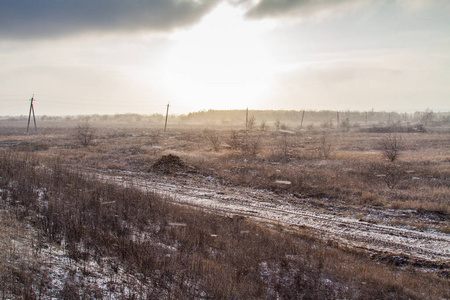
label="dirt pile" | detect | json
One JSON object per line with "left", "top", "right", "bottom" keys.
{"left": 151, "top": 154, "right": 191, "bottom": 174}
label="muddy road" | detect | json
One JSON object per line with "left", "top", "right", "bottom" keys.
{"left": 91, "top": 169, "right": 450, "bottom": 270}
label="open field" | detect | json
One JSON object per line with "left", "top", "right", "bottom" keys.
{"left": 0, "top": 114, "right": 449, "bottom": 298}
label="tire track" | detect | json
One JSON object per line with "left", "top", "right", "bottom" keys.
{"left": 93, "top": 170, "right": 450, "bottom": 267}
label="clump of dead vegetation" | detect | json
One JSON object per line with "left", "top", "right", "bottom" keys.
{"left": 74, "top": 121, "right": 96, "bottom": 147}
{"left": 1, "top": 151, "right": 449, "bottom": 299}
{"left": 151, "top": 154, "right": 196, "bottom": 175}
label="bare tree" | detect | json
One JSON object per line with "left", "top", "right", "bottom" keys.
{"left": 75, "top": 122, "right": 95, "bottom": 147}
{"left": 380, "top": 134, "right": 402, "bottom": 162}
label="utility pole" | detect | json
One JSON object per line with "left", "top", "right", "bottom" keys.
{"left": 336, "top": 111, "right": 340, "bottom": 127}
{"left": 27, "top": 95, "right": 37, "bottom": 134}
{"left": 164, "top": 103, "right": 169, "bottom": 132}
{"left": 245, "top": 107, "right": 249, "bottom": 132}
{"left": 300, "top": 110, "right": 305, "bottom": 129}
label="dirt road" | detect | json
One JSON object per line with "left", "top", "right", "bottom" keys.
{"left": 93, "top": 169, "right": 450, "bottom": 270}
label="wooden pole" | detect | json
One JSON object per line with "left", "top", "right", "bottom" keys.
{"left": 164, "top": 103, "right": 169, "bottom": 132}
{"left": 27, "top": 95, "right": 37, "bottom": 134}
{"left": 300, "top": 110, "right": 305, "bottom": 129}
{"left": 245, "top": 107, "right": 248, "bottom": 132}
{"left": 27, "top": 97, "right": 32, "bottom": 133}
{"left": 31, "top": 100, "right": 37, "bottom": 132}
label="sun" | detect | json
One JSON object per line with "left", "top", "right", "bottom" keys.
{"left": 161, "top": 2, "right": 275, "bottom": 112}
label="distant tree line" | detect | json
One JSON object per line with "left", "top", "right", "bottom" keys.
{"left": 183, "top": 109, "right": 449, "bottom": 126}
{"left": 2, "top": 109, "right": 448, "bottom": 127}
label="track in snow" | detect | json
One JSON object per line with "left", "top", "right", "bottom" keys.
{"left": 93, "top": 170, "right": 450, "bottom": 268}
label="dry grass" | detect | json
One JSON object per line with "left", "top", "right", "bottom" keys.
{"left": 0, "top": 118, "right": 449, "bottom": 297}
{"left": 0, "top": 151, "right": 449, "bottom": 299}
{"left": 1, "top": 120, "right": 448, "bottom": 214}
{"left": 0, "top": 207, "right": 40, "bottom": 298}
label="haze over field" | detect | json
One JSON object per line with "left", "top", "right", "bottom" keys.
{"left": 1, "top": 0, "right": 449, "bottom": 116}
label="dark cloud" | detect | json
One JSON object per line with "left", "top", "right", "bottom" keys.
{"left": 242, "top": 0, "right": 365, "bottom": 19}
{"left": 0, "top": 0, "right": 221, "bottom": 39}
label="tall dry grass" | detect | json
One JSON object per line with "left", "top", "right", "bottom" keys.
{"left": 0, "top": 151, "right": 449, "bottom": 299}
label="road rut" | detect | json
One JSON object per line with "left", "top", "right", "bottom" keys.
{"left": 92, "top": 170, "right": 450, "bottom": 269}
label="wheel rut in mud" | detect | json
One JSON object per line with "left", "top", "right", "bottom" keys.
{"left": 92, "top": 169, "right": 450, "bottom": 270}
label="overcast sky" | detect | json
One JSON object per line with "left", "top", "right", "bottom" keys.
{"left": 1, "top": 0, "right": 449, "bottom": 116}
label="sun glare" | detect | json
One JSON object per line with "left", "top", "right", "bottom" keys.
{"left": 162, "top": 3, "right": 275, "bottom": 111}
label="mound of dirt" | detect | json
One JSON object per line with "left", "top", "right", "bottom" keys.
{"left": 151, "top": 154, "right": 190, "bottom": 174}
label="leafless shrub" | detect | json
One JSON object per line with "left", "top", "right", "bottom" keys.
{"left": 259, "top": 121, "right": 268, "bottom": 132}
{"left": 74, "top": 122, "right": 95, "bottom": 147}
{"left": 228, "top": 130, "right": 242, "bottom": 150}
{"left": 247, "top": 115, "right": 256, "bottom": 131}
{"left": 242, "top": 134, "right": 261, "bottom": 157}
{"left": 315, "top": 132, "right": 333, "bottom": 159}
{"left": 277, "top": 132, "right": 291, "bottom": 161}
{"left": 227, "top": 131, "right": 260, "bottom": 156}
{"left": 205, "top": 130, "right": 221, "bottom": 152}
{"left": 372, "top": 163, "right": 407, "bottom": 189}
{"left": 380, "top": 133, "right": 402, "bottom": 162}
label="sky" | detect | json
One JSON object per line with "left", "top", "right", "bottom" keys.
{"left": 0, "top": 0, "right": 449, "bottom": 116}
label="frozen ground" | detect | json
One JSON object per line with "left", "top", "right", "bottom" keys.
{"left": 91, "top": 169, "right": 450, "bottom": 272}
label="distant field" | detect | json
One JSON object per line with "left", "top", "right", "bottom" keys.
{"left": 0, "top": 114, "right": 449, "bottom": 298}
